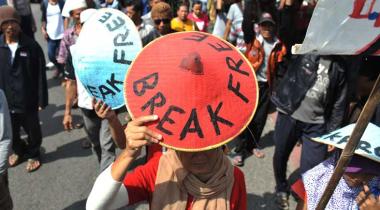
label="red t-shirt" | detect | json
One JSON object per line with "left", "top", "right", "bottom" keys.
{"left": 146, "top": 144, "right": 162, "bottom": 161}
{"left": 187, "top": 13, "right": 209, "bottom": 32}
{"left": 123, "top": 155, "right": 247, "bottom": 210}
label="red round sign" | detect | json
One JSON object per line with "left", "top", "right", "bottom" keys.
{"left": 124, "top": 32, "right": 258, "bottom": 151}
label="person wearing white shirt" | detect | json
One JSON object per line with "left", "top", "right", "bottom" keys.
{"left": 41, "top": 0, "right": 65, "bottom": 78}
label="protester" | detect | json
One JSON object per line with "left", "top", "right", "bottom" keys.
{"left": 289, "top": 55, "right": 380, "bottom": 210}
{"left": 7, "top": 0, "right": 37, "bottom": 39}
{"left": 141, "top": 0, "right": 162, "bottom": 26}
{"left": 0, "top": 89, "right": 13, "bottom": 210}
{"left": 233, "top": 12, "right": 287, "bottom": 166}
{"left": 125, "top": 0, "right": 159, "bottom": 46}
{"left": 41, "top": 0, "right": 65, "bottom": 79}
{"left": 63, "top": 8, "right": 117, "bottom": 172}
{"left": 187, "top": 1, "right": 209, "bottom": 32}
{"left": 151, "top": 1, "right": 173, "bottom": 35}
{"left": 0, "top": 6, "right": 48, "bottom": 172}
{"left": 211, "top": 0, "right": 232, "bottom": 38}
{"left": 303, "top": 151, "right": 380, "bottom": 210}
{"left": 223, "top": 0, "right": 245, "bottom": 52}
{"left": 171, "top": 3, "right": 197, "bottom": 32}
{"left": 291, "top": 120, "right": 380, "bottom": 210}
{"left": 345, "top": 56, "right": 380, "bottom": 126}
{"left": 86, "top": 115, "right": 247, "bottom": 210}
{"left": 61, "top": 0, "right": 97, "bottom": 30}
{"left": 271, "top": 54, "right": 347, "bottom": 209}
{"left": 57, "top": 0, "right": 89, "bottom": 147}
{"left": 57, "top": 0, "right": 87, "bottom": 68}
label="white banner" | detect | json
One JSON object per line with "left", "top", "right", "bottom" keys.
{"left": 74, "top": 8, "right": 142, "bottom": 109}
{"left": 313, "top": 123, "right": 380, "bottom": 163}
{"left": 295, "top": 0, "right": 380, "bottom": 55}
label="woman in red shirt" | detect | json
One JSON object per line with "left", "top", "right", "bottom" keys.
{"left": 86, "top": 115, "right": 247, "bottom": 210}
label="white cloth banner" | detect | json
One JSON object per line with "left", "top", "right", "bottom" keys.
{"left": 295, "top": 0, "right": 380, "bottom": 55}
{"left": 312, "top": 123, "right": 380, "bottom": 163}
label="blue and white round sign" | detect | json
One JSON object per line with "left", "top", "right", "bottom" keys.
{"left": 75, "top": 8, "right": 142, "bottom": 109}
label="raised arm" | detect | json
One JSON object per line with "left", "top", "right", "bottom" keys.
{"left": 86, "top": 115, "right": 162, "bottom": 210}
{"left": 92, "top": 99, "right": 126, "bottom": 149}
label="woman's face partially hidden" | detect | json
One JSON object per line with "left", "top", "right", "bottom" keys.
{"left": 178, "top": 149, "right": 220, "bottom": 178}
{"left": 343, "top": 173, "right": 375, "bottom": 188}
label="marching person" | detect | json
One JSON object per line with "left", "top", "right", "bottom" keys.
{"left": 0, "top": 6, "right": 48, "bottom": 172}
{"left": 86, "top": 29, "right": 256, "bottom": 210}
{"left": 223, "top": 0, "right": 245, "bottom": 52}
{"left": 40, "top": 0, "right": 65, "bottom": 78}
{"left": 86, "top": 115, "right": 247, "bottom": 210}
{"left": 304, "top": 150, "right": 380, "bottom": 210}
{"left": 58, "top": 0, "right": 90, "bottom": 148}
{"left": 233, "top": 12, "right": 287, "bottom": 166}
{"left": 150, "top": 2, "right": 174, "bottom": 35}
{"left": 187, "top": 1, "right": 209, "bottom": 32}
{"left": 170, "top": 3, "right": 197, "bottom": 32}
{"left": 271, "top": 53, "right": 348, "bottom": 209}
{"left": 290, "top": 123, "right": 380, "bottom": 210}
{"left": 63, "top": 9, "right": 117, "bottom": 172}
{"left": 7, "top": 0, "right": 37, "bottom": 39}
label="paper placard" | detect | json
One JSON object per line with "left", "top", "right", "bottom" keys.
{"left": 313, "top": 123, "right": 380, "bottom": 163}
{"left": 74, "top": 8, "right": 142, "bottom": 109}
{"left": 295, "top": 0, "right": 380, "bottom": 55}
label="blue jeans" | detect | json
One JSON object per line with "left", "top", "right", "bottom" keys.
{"left": 47, "top": 38, "right": 63, "bottom": 73}
{"left": 273, "top": 112, "right": 328, "bottom": 193}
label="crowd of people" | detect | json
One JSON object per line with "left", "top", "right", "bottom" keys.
{"left": 0, "top": 0, "right": 380, "bottom": 210}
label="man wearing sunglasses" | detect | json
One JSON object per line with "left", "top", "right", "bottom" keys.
{"left": 151, "top": 2, "right": 173, "bottom": 36}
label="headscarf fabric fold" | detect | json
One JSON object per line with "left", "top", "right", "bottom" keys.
{"left": 151, "top": 149, "right": 234, "bottom": 210}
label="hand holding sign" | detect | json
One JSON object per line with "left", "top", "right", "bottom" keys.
{"left": 74, "top": 8, "right": 142, "bottom": 109}
{"left": 124, "top": 32, "right": 258, "bottom": 151}
{"left": 124, "top": 115, "right": 163, "bottom": 156}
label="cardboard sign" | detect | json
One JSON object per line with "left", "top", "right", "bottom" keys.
{"left": 124, "top": 32, "right": 259, "bottom": 151}
{"left": 74, "top": 8, "right": 142, "bottom": 109}
{"left": 312, "top": 123, "right": 380, "bottom": 163}
{"left": 295, "top": 0, "right": 380, "bottom": 55}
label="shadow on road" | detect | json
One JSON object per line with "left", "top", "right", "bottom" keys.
{"left": 39, "top": 104, "right": 83, "bottom": 138}
{"left": 63, "top": 199, "right": 87, "bottom": 210}
{"left": 42, "top": 137, "right": 92, "bottom": 164}
{"left": 248, "top": 192, "right": 278, "bottom": 209}
{"left": 47, "top": 76, "right": 64, "bottom": 89}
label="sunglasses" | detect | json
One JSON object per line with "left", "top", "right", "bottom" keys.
{"left": 153, "top": 19, "right": 171, "bottom": 25}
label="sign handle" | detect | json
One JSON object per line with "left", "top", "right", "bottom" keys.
{"left": 316, "top": 73, "right": 380, "bottom": 210}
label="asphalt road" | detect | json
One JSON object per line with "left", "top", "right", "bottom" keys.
{"left": 7, "top": 4, "right": 297, "bottom": 210}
